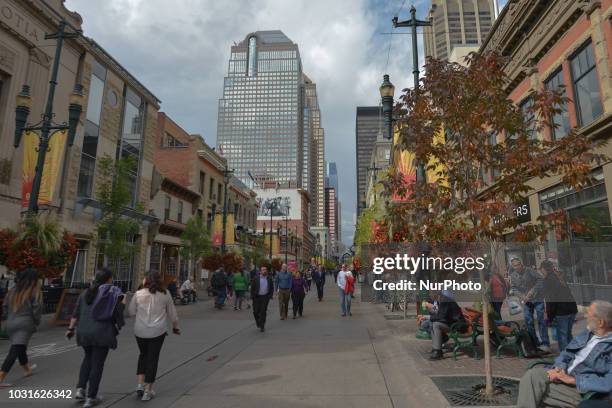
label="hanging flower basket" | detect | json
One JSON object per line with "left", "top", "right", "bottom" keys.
{"left": 0, "top": 216, "right": 78, "bottom": 280}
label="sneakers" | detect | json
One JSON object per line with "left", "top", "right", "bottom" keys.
{"left": 75, "top": 388, "right": 86, "bottom": 401}
{"left": 83, "top": 397, "right": 102, "bottom": 407}
{"left": 538, "top": 345, "right": 551, "bottom": 354}
{"left": 136, "top": 384, "right": 144, "bottom": 398}
{"left": 429, "top": 349, "right": 444, "bottom": 360}
{"left": 142, "top": 390, "right": 155, "bottom": 401}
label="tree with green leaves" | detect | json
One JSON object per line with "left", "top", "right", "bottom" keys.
{"left": 382, "top": 52, "right": 608, "bottom": 396}
{"left": 180, "top": 216, "right": 212, "bottom": 281}
{"left": 95, "top": 155, "right": 142, "bottom": 276}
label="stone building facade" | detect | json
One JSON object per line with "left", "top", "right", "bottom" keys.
{"left": 0, "top": 0, "right": 159, "bottom": 291}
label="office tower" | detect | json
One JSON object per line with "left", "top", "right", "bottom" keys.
{"left": 217, "top": 31, "right": 325, "bottom": 228}
{"left": 217, "top": 30, "right": 303, "bottom": 188}
{"left": 327, "top": 162, "right": 338, "bottom": 192}
{"left": 355, "top": 106, "right": 381, "bottom": 216}
{"left": 423, "top": 0, "right": 495, "bottom": 61}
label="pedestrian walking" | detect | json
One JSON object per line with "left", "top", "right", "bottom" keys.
{"left": 129, "top": 272, "right": 180, "bottom": 401}
{"left": 211, "top": 267, "right": 228, "bottom": 309}
{"left": 312, "top": 263, "right": 326, "bottom": 301}
{"left": 251, "top": 266, "right": 274, "bottom": 332}
{"left": 344, "top": 268, "right": 355, "bottom": 316}
{"left": 539, "top": 260, "right": 577, "bottom": 352}
{"left": 305, "top": 266, "right": 313, "bottom": 290}
{"left": 291, "top": 268, "right": 308, "bottom": 318}
{"left": 66, "top": 268, "right": 126, "bottom": 407}
{"left": 233, "top": 269, "right": 249, "bottom": 311}
{"left": 337, "top": 264, "right": 351, "bottom": 316}
{"left": 0, "top": 269, "right": 41, "bottom": 388}
{"left": 275, "top": 263, "right": 293, "bottom": 320}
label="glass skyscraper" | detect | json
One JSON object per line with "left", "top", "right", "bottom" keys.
{"left": 217, "top": 30, "right": 325, "bottom": 227}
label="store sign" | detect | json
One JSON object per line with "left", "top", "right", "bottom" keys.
{"left": 0, "top": 1, "right": 42, "bottom": 44}
{"left": 493, "top": 198, "right": 531, "bottom": 225}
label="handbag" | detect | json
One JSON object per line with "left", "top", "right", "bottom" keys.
{"left": 506, "top": 296, "right": 523, "bottom": 316}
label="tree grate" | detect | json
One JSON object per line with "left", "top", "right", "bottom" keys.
{"left": 430, "top": 376, "right": 519, "bottom": 406}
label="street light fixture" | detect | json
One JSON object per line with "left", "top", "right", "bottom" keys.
{"left": 13, "top": 20, "right": 82, "bottom": 214}
{"left": 379, "top": 74, "right": 395, "bottom": 142}
{"left": 220, "top": 166, "right": 234, "bottom": 254}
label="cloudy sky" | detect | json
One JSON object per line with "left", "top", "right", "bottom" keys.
{"left": 65, "top": 0, "right": 507, "bottom": 246}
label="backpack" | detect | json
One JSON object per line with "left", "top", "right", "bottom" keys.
{"left": 211, "top": 272, "right": 226, "bottom": 289}
{"left": 91, "top": 284, "right": 121, "bottom": 321}
{"left": 518, "top": 327, "right": 540, "bottom": 358}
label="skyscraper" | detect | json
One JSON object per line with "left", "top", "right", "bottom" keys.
{"left": 327, "top": 162, "right": 338, "bottom": 192}
{"left": 217, "top": 30, "right": 325, "bottom": 228}
{"left": 355, "top": 106, "right": 381, "bottom": 216}
{"left": 423, "top": 0, "right": 495, "bottom": 61}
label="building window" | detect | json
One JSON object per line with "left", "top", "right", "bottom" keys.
{"left": 570, "top": 41, "right": 603, "bottom": 127}
{"left": 119, "top": 88, "right": 144, "bottom": 207}
{"left": 519, "top": 98, "right": 536, "bottom": 140}
{"left": 197, "top": 209, "right": 203, "bottom": 219}
{"left": 217, "top": 183, "right": 223, "bottom": 204}
{"left": 164, "top": 195, "right": 171, "bottom": 220}
{"left": 162, "top": 132, "right": 187, "bottom": 148}
{"left": 209, "top": 178, "right": 215, "bottom": 200}
{"left": 178, "top": 201, "right": 183, "bottom": 223}
{"left": 545, "top": 68, "right": 571, "bottom": 140}
{"left": 77, "top": 60, "right": 106, "bottom": 198}
{"left": 199, "top": 171, "right": 206, "bottom": 194}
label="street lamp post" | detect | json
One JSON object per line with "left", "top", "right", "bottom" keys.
{"left": 379, "top": 75, "right": 395, "bottom": 165}
{"left": 392, "top": 5, "right": 431, "bottom": 186}
{"left": 220, "top": 166, "right": 234, "bottom": 254}
{"left": 266, "top": 198, "right": 278, "bottom": 263}
{"left": 14, "top": 20, "right": 83, "bottom": 214}
{"left": 284, "top": 204, "right": 290, "bottom": 264}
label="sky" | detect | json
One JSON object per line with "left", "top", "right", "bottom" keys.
{"left": 65, "top": 0, "right": 507, "bottom": 246}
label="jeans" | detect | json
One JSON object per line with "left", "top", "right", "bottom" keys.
{"left": 136, "top": 334, "right": 166, "bottom": 384}
{"left": 77, "top": 346, "right": 110, "bottom": 398}
{"left": 339, "top": 288, "right": 352, "bottom": 315}
{"left": 234, "top": 290, "right": 245, "bottom": 309}
{"left": 215, "top": 288, "right": 227, "bottom": 307}
{"left": 491, "top": 301, "right": 503, "bottom": 318}
{"left": 1, "top": 344, "right": 28, "bottom": 372}
{"left": 524, "top": 301, "right": 549, "bottom": 346}
{"left": 554, "top": 314, "right": 575, "bottom": 353}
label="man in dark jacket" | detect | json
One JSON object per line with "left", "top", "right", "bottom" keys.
{"left": 312, "top": 262, "right": 326, "bottom": 301}
{"left": 425, "top": 290, "right": 465, "bottom": 360}
{"left": 250, "top": 266, "right": 274, "bottom": 332}
{"left": 211, "top": 268, "right": 228, "bottom": 309}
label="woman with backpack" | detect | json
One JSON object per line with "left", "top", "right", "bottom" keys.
{"left": 129, "top": 272, "right": 180, "bottom": 401}
{"left": 233, "top": 270, "right": 248, "bottom": 311}
{"left": 0, "top": 269, "right": 41, "bottom": 387}
{"left": 66, "top": 268, "right": 125, "bottom": 408}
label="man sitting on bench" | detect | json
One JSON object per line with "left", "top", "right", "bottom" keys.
{"left": 517, "top": 300, "right": 612, "bottom": 408}
{"left": 425, "top": 290, "right": 466, "bottom": 360}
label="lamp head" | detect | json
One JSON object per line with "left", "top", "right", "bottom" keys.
{"left": 379, "top": 74, "right": 395, "bottom": 98}
{"left": 67, "top": 84, "right": 84, "bottom": 146}
{"left": 14, "top": 85, "right": 32, "bottom": 148}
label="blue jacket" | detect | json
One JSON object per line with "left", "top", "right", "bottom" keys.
{"left": 275, "top": 271, "right": 293, "bottom": 290}
{"left": 553, "top": 330, "right": 612, "bottom": 394}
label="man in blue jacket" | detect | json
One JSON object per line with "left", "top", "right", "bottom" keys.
{"left": 275, "top": 263, "right": 293, "bottom": 320}
{"left": 517, "top": 300, "right": 612, "bottom": 408}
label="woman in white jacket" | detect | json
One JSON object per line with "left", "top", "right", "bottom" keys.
{"left": 128, "top": 272, "right": 180, "bottom": 401}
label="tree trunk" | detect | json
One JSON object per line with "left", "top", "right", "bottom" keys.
{"left": 479, "top": 267, "right": 494, "bottom": 396}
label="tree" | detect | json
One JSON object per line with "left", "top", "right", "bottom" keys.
{"left": 95, "top": 155, "right": 142, "bottom": 275}
{"left": 382, "top": 52, "right": 608, "bottom": 396}
{"left": 180, "top": 216, "right": 212, "bottom": 281}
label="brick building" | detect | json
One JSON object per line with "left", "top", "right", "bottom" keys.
{"left": 480, "top": 0, "right": 612, "bottom": 303}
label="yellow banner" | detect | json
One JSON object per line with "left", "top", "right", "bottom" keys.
{"left": 21, "top": 130, "right": 67, "bottom": 208}
{"left": 212, "top": 212, "right": 235, "bottom": 246}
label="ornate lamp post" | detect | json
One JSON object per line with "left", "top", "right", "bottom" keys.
{"left": 14, "top": 20, "right": 83, "bottom": 214}
{"left": 379, "top": 74, "right": 395, "bottom": 141}
{"left": 220, "top": 166, "right": 234, "bottom": 254}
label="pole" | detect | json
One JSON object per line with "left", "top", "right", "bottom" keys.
{"left": 28, "top": 21, "right": 67, "bottom": 214}
{"left": 269, "top": 200, "right": 273, "bottom": 263}
{"left": 221, "top": 176, "right": 228, "bottom": 254}
{"left": 284, "top": 215, "right": 288, "bottom": 264}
